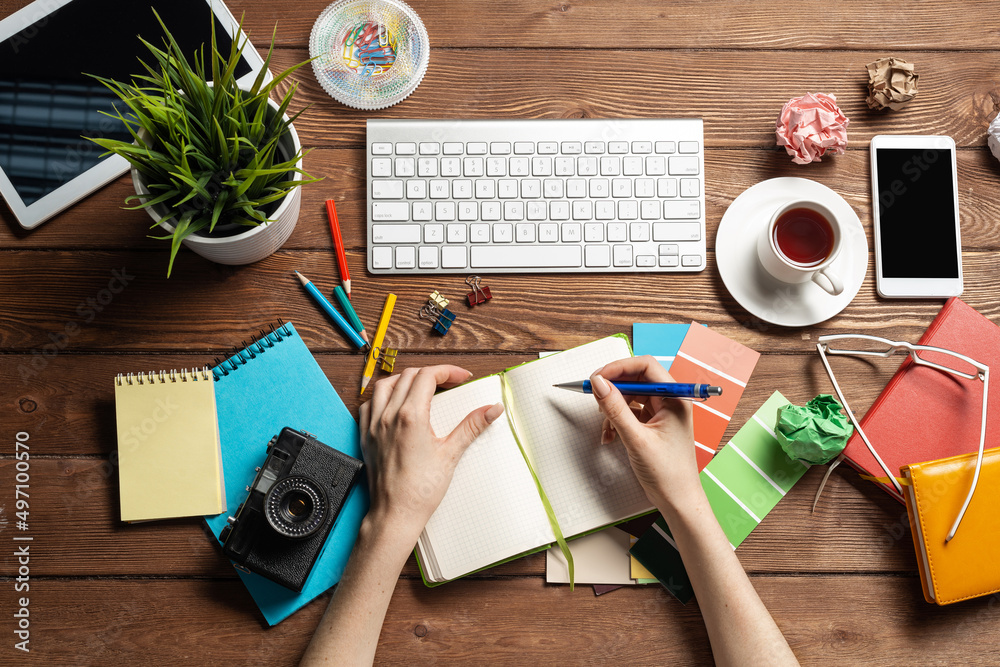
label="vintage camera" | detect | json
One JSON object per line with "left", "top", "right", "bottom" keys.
{"left": 219, "top": 427, "right": 363, "bottom": 592}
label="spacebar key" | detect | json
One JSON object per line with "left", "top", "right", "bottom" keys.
{"left": 471, "top": 245, "right": 582, "bottom": 268}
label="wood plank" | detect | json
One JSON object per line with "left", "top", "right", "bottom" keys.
{"left": 0, "top": 456, "right": 921, "bottom": 577}
{"left": 2, "top": 248, "right": 999, "bottom": 352}
{"left": 5, "top": 575, "right": 1000, "bottom": 664}
{"left": 3, "top": 0, "right": 998, "bottom": 50}
{"left": 6, "top": 147, "right": 1000, "bottom": 252}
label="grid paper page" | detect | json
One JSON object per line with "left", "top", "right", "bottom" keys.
{"left": 504, "top": 336, "right": 653, "bottom": 537}
{"left": 419, "top": 375, "right": 553, "bottom": 581}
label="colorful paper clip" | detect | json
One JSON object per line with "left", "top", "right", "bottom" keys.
{"left": 429, "top": 290, "right": 450, "bottom": 310}
{"left": 419, "top": 304, "right": 456, "bottom": 335}
{"left": 466, "top": 275, "right": 493, "bottom": 307}
{"left": 378, "top": 347, "right": 399, "bottom": 372}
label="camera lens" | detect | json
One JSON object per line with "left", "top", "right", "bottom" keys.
{"left": 264, "top": 477, "right": 328, "bottom": 539}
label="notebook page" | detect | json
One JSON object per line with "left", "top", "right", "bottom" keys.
{"left": 420, "top": 375, "right": 553, "bottom": 581}
{"left": 503, "top": 336, "right": 652, "bottom": 538}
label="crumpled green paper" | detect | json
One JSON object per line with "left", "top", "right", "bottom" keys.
{"left": 776, "top": 395, "right": 853, "bottom": 465}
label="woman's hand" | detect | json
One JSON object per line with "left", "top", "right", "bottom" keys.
{"left": 589, "top": 355, "right": 700, "bottom": 510}
{"left": 359, "top": 365, "right": 504, "bottom": 545}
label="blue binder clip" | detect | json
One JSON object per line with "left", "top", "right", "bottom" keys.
{"left": 419, "top": 304, "right": 456, "bottom": 335}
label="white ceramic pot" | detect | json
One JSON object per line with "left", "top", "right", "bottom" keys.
{"left": 131, "top": 95, "right": 303, "bottom": 267}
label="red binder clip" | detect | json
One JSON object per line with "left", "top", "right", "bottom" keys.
{"left": 466, "top": 275, "right": 492, "bottom": 307}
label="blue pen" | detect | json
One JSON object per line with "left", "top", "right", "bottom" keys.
{"left": 295, "top": 271, "right": 367, "bottom": 350}
{"left": 553, "top": 380, "right": 722, "bottom": 399}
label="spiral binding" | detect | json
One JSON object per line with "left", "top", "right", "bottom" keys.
{"left": 115, "top": 367, "right": 211, "bottom": 386}
{"left": 210, "top": 319, "right": 293, "bottom": 380}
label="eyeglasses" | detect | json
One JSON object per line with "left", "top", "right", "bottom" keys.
{"left": 816, "top": 334, "right": 989, "bottom": 542}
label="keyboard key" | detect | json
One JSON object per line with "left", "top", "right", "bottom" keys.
{"left": 527, "top": 201, "right": 547, "bottom": 220}
{"left": 561, "top": 222, "right": 581, "bottom": 241}
{"left": 371, "top": 158, "right": 392, "bottom": 177}
{"left": 395, "top": 157, "right": 415, "bottom": 177}
{"left": 623, "top": 156, "right": 643, "bottom": 176}
{"left": 645, "top": 156, "right": 666, "bottom": 176}
{"left": 395, "top": 142, "right": 416, "bottom": 155}
{"left": 475, "top": 179, "right": 496, "bottom": 198}
{"left": 578, "top": 156, "right": 598, "bottom": 176}
{"left": 419, "top": 142, "right": 440, "bottom": 155}
{"left": 429, "top": 179, "right": 450, "bottom": 198}
{"left": 539, "top": 223, "right": 559, "bottom": 242}
{"left": 663, "top": 201, "right": 701, "bottom": 219}
{"left": 618, "top": 200, "right": 638, "bottom": 220}
{"left": 413, "top": 202, "right": 433, "bottom": 221}
{"left": 418, "top": 246, "right": 439, "bottom": 268}
{"left": 544, "top": 178, "right": 565, "bottom": 198}
{"left": 498, "top": 179, "right": 518, "bottom": 198}
{"left": 574, "top": 201, "right": 594, "bottom": 220}
{"left": 636, "top": 254, "right": 656, "bottom": 267}
{"left": 681, "top": 178, "right": 700, "bottom": 197}
{"left": 612, "top": 178, "right": 632, "bottom": 198}
{"left": 490, "top": 142, "right": 511, "bottom": 154}
{"left": 418, "top": 157, "right": 438, "bottom": 177}
{"left": 371, "top": 143, "right": 392, "bottom": 155}
{"left": 464, "top": 157, "right": 484, "bottom": 176}
{"left": 443, "top": 142, "right": 464, "bottom": 155}
{"left": 538, "top": 142, "right": 559, "bottom": 154}
{"left": 609, "top": 141, "right": 629, "bottom": 154}
{"left": 441, "top": 157, "right": 461, "bottom": 176}
{"left": 589, "top": 178, "right": 609, "bottom": 198}
{"left": 435, "top": 201, "right": 456, "bottom": 221}
{"left": 613, "top": 244, "right": 633, "bottom": 266}
{"left": 635, "top": 178, "right": 655, "bottom": 198}
{"left": 682, "top": 254, "right": 703, "bottom": 267}
{"left": 584, "top": 141, "right": 605, "bottom": 154}
{"left": 424, "top": 224, "right": 444, "bottom": 243}
{"left": 487, "top": 157, "right": 507, "bottom": 177}
{"left": 550, "top": 201, "right": 570, "bottom": 220}
{"left": 395, "top": 246, "right": 416, "bottom": 268}
{"left": 513, "top": 142, "right": 535, "bottom": 154}
{"left": 406, "top": 180, "right": 426, "bottom": 199}
{"left": 467, "top": 142, "right": 488, "bottom": 155}
{"left": 659, "top": 244, "right": 679, "bottom": 255}
{"left": 372, "top": 246, "right": 392, "bottom": 268}
{"left": 630, "top": 222, "right": 650, "bottom": 242}
{"left": 459, "top": 201, "right": 478, "bottom": 221}
{"left": 510, "top": 157, "right": 529, "bottom": 176}
{"left": 452, "top": 179, "right": 473, "bottom": 199}
{"left": 561, "top": 141, "right": 583, "bottom": 154}
{"left": 585, "top": 222, "right": 604, "bottom": 241}
{"left": 653, "top": 222, "right": 701, "bottom": 241}
{"left": 632, "top": 141, "right": 653, "bottom": 154}
{"left": 521, "top": 179, "right": 541, "bottom": 198}
{"left": 657, "top": 178, "right": 678, "bottom": 198}
{"left": 600, "top": 156, "right": 620, "bottom": 176}
{"left": 668, "top": 156, "right": 699, "bottom": 175}
{"left": 566, "top": 178, "right": 587, "bottom": 198}
{"left": 471, "top": 245, "right": 582, "bottom": 268}
{"left": 493, "top": 223, "right": 513, "bottom": 243}
{"left": 532, "top": 157, "right": 552, "bottom": 176}
{"left": 555, "top": 157, "right": 575, "bottom": 176}
{"left": 640, "top": 200, "right": 660, "bottom": 220}
{"left": 372, "top": 204, "right": 410, "bottom": 222}
{"left": 655, "top": 141, "right": 676, "bottom": 154}
{"left": 481, "top": 201, "right": 501, "bottom": 221}
{"left": 372, "top": 180, "right": 404, "bottom": 199}
{"left": 595, "top": 201, "right": 615, "bottom": 220}
{"left": 442, "top": 245, "right": 467, "bottom": 268}
{"left": 659, "top": 254, "right": 679, "bottom": 267}
{"left": 447, "top": 224, "right": 467, "bottom": 243}
{"left": 607, "top": 222, "right": 627, "bottom": 241}
{"left": 470, "top": 223, "right": 490, "bottom": 242}
{"left": 516, "top": 223, "right": 536, "bottom": 242}
{"left": 585, "top": 245, "right": 611, "bottom": 267}
{"left": 678, "top": 141, "right": 700, "bottom": 154}
{"left": 503, "top": 201, "right": 525, "bottom": 220}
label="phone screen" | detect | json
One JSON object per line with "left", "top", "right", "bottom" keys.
{"left": 874, "top": 148, "right": 959, "bottom": 279}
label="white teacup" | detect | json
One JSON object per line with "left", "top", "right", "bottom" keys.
{"left": 757, "top": 200, "right": 844, "bottom": 295}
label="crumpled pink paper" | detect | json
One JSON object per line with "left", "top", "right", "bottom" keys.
{"left": 775, "top": 93, "right": 849, "bottom": 165}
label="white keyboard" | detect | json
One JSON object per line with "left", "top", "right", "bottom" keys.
{"left": 366, "top": 118, "right": 705, "bottom": 274}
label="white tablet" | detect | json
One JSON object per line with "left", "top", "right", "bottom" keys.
{"left": 0, "top": 0, "right": 270, "bottom": 229}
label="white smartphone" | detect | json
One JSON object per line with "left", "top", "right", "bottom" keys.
{"left": 870, "top": 135, "right": 963, "bottom": 298}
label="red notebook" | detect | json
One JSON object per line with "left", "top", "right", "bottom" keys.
{"left": 843, "top": 298, "right": 999, "bottom": 503}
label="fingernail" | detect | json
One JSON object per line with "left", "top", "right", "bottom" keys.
{"left": 464, "top": 370, "right": 474, "bottom": 380}
{"left": 485, "top": 402, "right": 504, "bottom": 424}
{"left": 601, "top": 426, "right": 613, "bottom": 445}
{"left": 591, "top": 374, "right": 611, "bottom": 399}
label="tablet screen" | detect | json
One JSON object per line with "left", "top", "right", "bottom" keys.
{"left": 0, "top": 0, "right": 252, "bottom": 207}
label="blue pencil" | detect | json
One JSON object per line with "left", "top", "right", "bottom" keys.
{"left": 295, "top": 271, "right": 367, "bottom": 350}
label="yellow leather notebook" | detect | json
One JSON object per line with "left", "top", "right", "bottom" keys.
{"left": 901, "top": 447, "right": 1000, "bottom": 605}
{"left": 114, "top": 368, "right": 225, "bottom": 522}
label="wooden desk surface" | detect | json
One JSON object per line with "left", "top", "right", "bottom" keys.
{"left": 3, "top": 0, "right": 1000, "bottom": 663}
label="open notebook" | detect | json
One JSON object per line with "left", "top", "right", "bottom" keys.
{"left": 416, "top": 335, "right": 652, "bottom": 584}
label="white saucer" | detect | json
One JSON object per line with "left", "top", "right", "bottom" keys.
{"left": 716, "top": 177, "right": 868, "bottom": 327}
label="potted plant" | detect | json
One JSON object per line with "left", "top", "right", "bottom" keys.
{"left": 89, "top": 12, "right": 319, "bottom": 276}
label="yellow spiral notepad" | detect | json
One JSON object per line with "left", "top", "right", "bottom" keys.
{"left": 114, "top": 368, "right": 225, "bottom": 522}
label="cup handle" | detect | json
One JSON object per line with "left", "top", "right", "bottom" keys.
{"left": 813, "top": 268, "right": 844, "bottom": 296}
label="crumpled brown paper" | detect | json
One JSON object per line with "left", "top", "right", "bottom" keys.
{"left": 865, "top": 57, "right": 918, "bottom": 110}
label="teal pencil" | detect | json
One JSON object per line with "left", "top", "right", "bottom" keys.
{"left": 333, "top": 285, "right": 370, "bottom": 344}
{"left": 294, "top": 271, "right": 367, "bottom": 350}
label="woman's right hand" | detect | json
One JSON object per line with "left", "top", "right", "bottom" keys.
{"left": 589, "top": 356, "right": 701, "bottom": 511}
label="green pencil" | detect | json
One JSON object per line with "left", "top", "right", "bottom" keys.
{"left": 332, "top": 285, "right": 369, "bottom": 345}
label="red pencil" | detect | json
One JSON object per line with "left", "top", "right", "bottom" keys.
{"left": 325, "top": 199, "right": 351, "bottom": 299}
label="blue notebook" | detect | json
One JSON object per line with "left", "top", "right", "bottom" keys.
{"left": 204, "top": 322, "right": 368, "bottom": 625}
